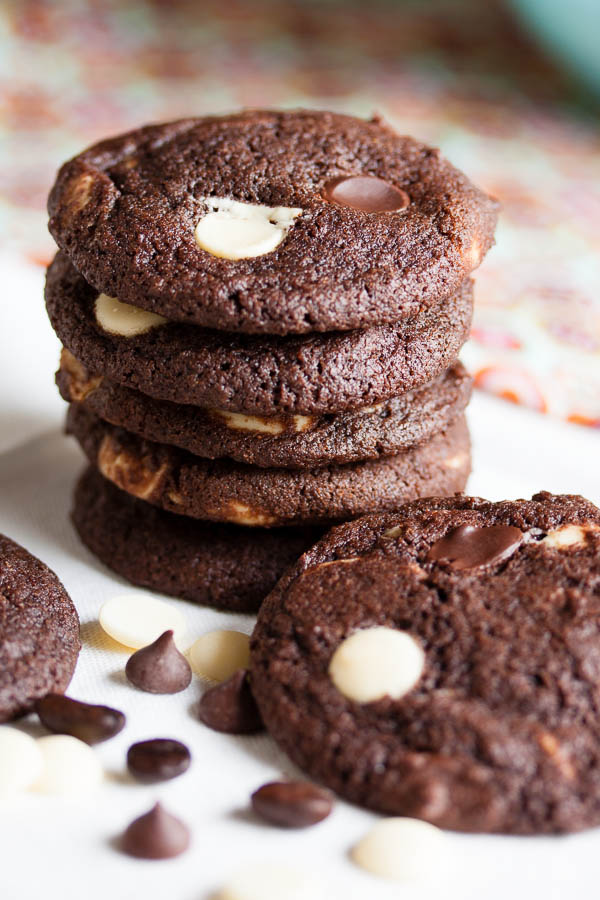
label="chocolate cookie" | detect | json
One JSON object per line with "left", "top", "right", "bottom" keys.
{"left": 0, "top": 533, "right": 80, "bottom": 722}
{"left": 66, "top": 405, "right": 471, "bottom": 527}
{"left": 46, "top": 253, "right": 473, "bottom": 416}
{"left": 250, "top": 493, "right": 600, "bottom": 834}
{"left": 72, "top": 468, "right": 319, "bottom": 612}
{"left": 58, "top": 350, "right": 472, "bottom": 469}
{"left": 47, "top": 110, "right": 497, "bottom": 335}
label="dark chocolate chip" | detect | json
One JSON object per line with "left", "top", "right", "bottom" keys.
{"left": 125, "top": 630, "right": 192, "bottom": 694}
{"left": 251, "top": 780, "right": 334, "bottom": 828}
{"left": 35, "top": 693, "right": 125, "bottom": 744}
{"left": 127, "top": 738, "right": 191, "bottom": 783}
{"left": 121, "top": 802, "right": 190, "bottom": 859}
{"left": 322, "top": 175, "right": 409, "bottom": 213}
{"left": 197, "top": 669, "right": 263, "bottom": 734}
{"left": 427, "top": 524, "right": 523, "bottom": 569}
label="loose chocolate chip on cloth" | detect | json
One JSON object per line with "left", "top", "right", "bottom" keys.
{"left": 47, "top": 110, "right": 497, "bottom": 335}
{"left": 125, "top": 631, "right": 192, "bottom": 694}
{"left": 250, "top": 492, "right": 600, "bottom": 834}
{"left": 46, "top": 252, "right": 473, "bottom": 416}
{"left": 67, "top": 405, "right": 471, "bottom": 527}
{"left": 57, "top": 350, "right": 472, "bottom": 470}
{"left": 127, "top": 739, "right": 191, "bottom": 783}
{"left": 72, "top": 467, "right": 320, "bottom": 611}
{"left": 35, "top": 694, "right": 125, "bottom": 744}
{"left": 0, "top": 534, "right": 80, "bottom": 722}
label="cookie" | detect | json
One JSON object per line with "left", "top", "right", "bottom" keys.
{"left": 47, "top": 110, "right": 497, "bottom": 335}
{"left": 58, "top": 350, "right": 472, "bottom": 470}
{"left": 0, "top": 533, "right": 80, "bottom": 722}
{"left": 66, "top": 405, "right": 471, "bottom": 527}
{"left": 72, "top": 468, "right": 318, "bottom": 612}
{"left": 250, "top": 492, "right": 600, "bottom": 834}
{"left": 46, "top": 253, "right": 473, "bottom": 416}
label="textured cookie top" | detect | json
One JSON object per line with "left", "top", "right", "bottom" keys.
{"left": 0, "top": 534, "right": 80, "bottom": 722}
{"left": 250, "top": 493, "right": 600, "bottom": 834}
{"left": 45, "top": 253, "right": 473, "bottom": 416}
{"left": 48, "top": 110, "right": 497, "bottom": 334}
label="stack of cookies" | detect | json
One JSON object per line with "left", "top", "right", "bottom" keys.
{"left": 45, "top": 110, "right": 497, "bottom": 612}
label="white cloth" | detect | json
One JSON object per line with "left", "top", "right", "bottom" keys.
{"left": 1, "top": 255, "right": 599, "bottom": 900}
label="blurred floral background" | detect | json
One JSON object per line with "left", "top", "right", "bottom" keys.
{"left": 2, "top": 0, "right": 599, "bottom": 426}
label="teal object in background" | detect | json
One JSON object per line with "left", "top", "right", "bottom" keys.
{"left": 507, "top": 0, "right": 600, "bottom": 96}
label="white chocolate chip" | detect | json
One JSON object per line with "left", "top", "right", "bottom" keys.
{"left": 217, "top": 863, "right": 320, "bottom": 900}
{"left": 95, "top": 294, "right": 168, "bottom": 337}
{"left": 66, "top": 172, "right": 94, "bottom": 213}
{"left": 213, "top": 410, "right": 287, "bottom": 435}
{"left": 292, "top": 415, "right": 315, "bottom": 433}
{"left": 444, "top": 452, "right": 468, "bottom": 469}
{"left": 357, "top": 402, "right": 385, "bottom": 415}
{"left": 383, "top": 524, "right": 404, "bottom": 538}
{"left": 194, "top": 197, "right": 302, "bottom": 260}
{"left": 542, "top": 524, "right": 599, "bottom": 549}
{"left": 465, "top": 236, "right": 482, "bottom": 268}
{"left": 211, "top": 410, "right": 316, "bottom": 435}
{"left": 188, "top": 630, "right": 250, "bottom": 681}
{"left": 99, "top": 594, "right": 187, "bottom": 650}
{"left": 224, "top": 501, "right": 278, "bottom": 526}
{"left": 97, "top": 435, "right": 167, "bottom": 501}
{"left": 352, "top": 817, "right": 446, "bottom": 881}
{"left": 313, "top": 557, "right": 360, "bottom": 570}
{"left": 33, "top": 735, "right": 102, "bottom": 795}
{"left": 0, "top": 728, "right": 44, "bottom": 797}
{"left": 329, "top": 626, "right": 424, "bottom": 703}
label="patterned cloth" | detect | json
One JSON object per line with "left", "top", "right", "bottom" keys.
{"left": 2, "top": 0, "right": 599, "bottom": 425}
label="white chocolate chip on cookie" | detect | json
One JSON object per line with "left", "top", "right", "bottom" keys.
{"left": 97, "top": 435, "right": 167, "bottom": 501}
{"left": 95, "top": 293, "right": 168, "bottom": 337}
{"left": 213, "top": 410, "right": 287, "bottom": 435}
{"left": 195, "top": 197, "right": 302, "bottom": 260}
{"left": 543, "top": 523, "right": 600, "bottom": 549}
{"left": 329, "top": 626, "right": 424, "bottom": 703}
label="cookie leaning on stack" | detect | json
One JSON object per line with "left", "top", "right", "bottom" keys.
{"left": 46, "top": 109, "right": 497, "bottom": 610}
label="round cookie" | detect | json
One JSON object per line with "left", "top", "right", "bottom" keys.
{"left": 46, "top": 252, "right": 473, "bottom": 416}
{"left": 66, "top": 404, "right": 471, "bottom": 527}
{"left": 0, "top": 533, "right": 80, "bottom": 722}
{"left": 72, "top": 468, "right": 319, "bottom": 612}
{"left": 47, "top": 110, "right": 497, "bottom": 335}
{"left": 58, "top": 350, "right": 473, "bottom": 470}
{"left": 250, "top": 493, "right": 600, "bottom": 834}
